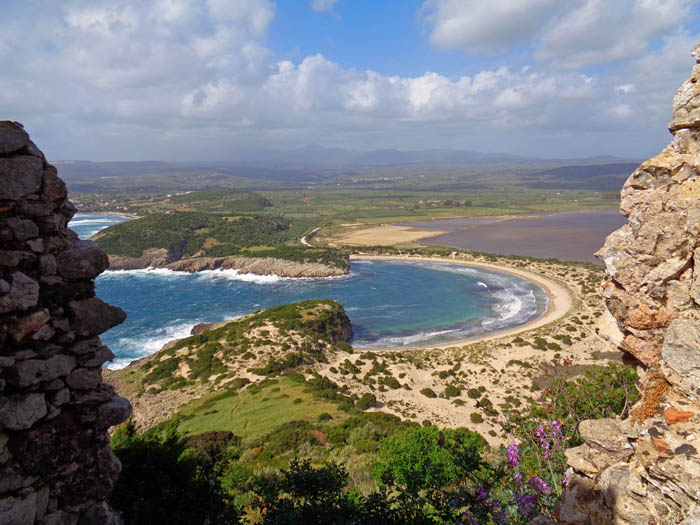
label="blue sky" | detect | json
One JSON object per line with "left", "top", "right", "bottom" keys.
{"left": 1, "top": 0, "right": 699, "bottom": 161}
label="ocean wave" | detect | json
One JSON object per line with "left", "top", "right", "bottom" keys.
{"left": 69, "top": 218, "right": 123, "bottom": 225}
{"left": 98, "top": 267, "right": 189, "bottom": 279}
{"left": 100, "top": 266, "right": 352, "bottom": 284}
{"left": 354, "top": 327, "right": 461, "bottom": 348}
{"left": 105, "top": 321, "right": 198, "bottom": 370}
{"left": 196, "top": 269, "right": 284, "bottom": 284}
{"left": 477, "top": 281, "right": 488, "bottom": 288}
{"left": 481, "top": 282, "right": 538, "bottom": 329}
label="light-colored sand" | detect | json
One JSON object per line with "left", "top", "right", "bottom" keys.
{"left": 350, "top": 254, "right": 572, "bottom": 349}
{"left": 330, "top": 224, "right": 447, "bottom": 246}
{"left": 314, "top": 252, "right": 618, "bottom": 446}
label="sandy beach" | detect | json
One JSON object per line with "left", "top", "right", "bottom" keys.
{"left": 314, "top": 251, "right": 618, "bottom": 446}
{"left": 350, "top": 254, "right": 572, "bottom": 348}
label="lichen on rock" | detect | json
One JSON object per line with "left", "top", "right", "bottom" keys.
{"left": 0, "top": 121, "right": 130, "bottom": 524}
{"left": 561, "top": 44, "right": 700, "bottom": 525}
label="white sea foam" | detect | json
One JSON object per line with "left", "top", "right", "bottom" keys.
{"left": 354, "top": 327, "right": 461, "bottom": 348}
{"left": 197, "top": 268, "right": 284, "bottom": 284}
{"left": 105, "top": 321, "right": 198, "bottom": 370}
{"left": 477, "top": 281, "right": 488, "bottom": 288}
{"left": 98, "top": 267, "right": 189, "bottom": 279}
{"left": 70, "top": 218, "right": 122, "bottom": 225}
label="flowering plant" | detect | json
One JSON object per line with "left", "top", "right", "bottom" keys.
{"left": 460, "top": 420, "right": 569, "bottom": 524}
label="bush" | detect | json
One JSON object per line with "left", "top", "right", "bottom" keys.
{"left": 443, "top": 385, "right": 461, "bottom": 398}
{"left": 354, "top": 439, "right": 379, "bottom": 454}
{"left": 420, "top": 388, "right": 437, "bottom": 398}
{"left": 356, "top": 393, "right": 377, "bottom": 411}
{"left": 470, "top": 413, "right": 483, "bottom": 424}
{"left": 373, "top": 426, "right": 485, "bottom": 492}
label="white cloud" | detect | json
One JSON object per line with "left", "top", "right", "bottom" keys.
{"left": 421, "top": 0, "right": 695, "bottom": 68}
{"left": 537, "top": 0, "right": 694, "bottom": 69}
{"left": 0, "top": 0, "right": 698, "bottom": 160}
{"left": 310, "top": 0, "right": 338, "bottom": 13}
{"left": 421, "top": 0, "right": 561, "bottom": 55}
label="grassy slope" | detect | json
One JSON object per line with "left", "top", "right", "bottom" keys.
{"left": 175, "top": 375, "right": 348, "bottom": 439}
{"left": 107, "top": 300, "right": 355, "bottom": 431}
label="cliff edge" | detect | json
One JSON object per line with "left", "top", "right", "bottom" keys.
{"left": 560, "top": 45, "right": 700, "bottom": 524}
{"left": 0, "top": 122, "right": 131, "bottom": 524}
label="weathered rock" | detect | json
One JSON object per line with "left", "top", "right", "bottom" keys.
{"left": 65, "top": 368, "right": 100, "bottom": 391}
{"left": 68, "top": 298, "right": 126, "bottom": 337}
{"left": 9, "top": 309, "right": 50, "bottom": 342}
{"left": 0, "top": 491, "right": 37, "bottom": 525}
{"left": 5, "top": 355, "right": 77, "bottom": 388}
{"left": 4, "top": 217, "right": 39, "bottom": 241}
{"left": 0, "top": 272, "right": 39, "bottom": 313}
{"left": 95, "top": 396, "right": 132, "bottom": 429}
{"left": 0, "top": 394, "right": 47, "bottom": 430}
{"left": 41, "top": 166, "right": 67, "bottom": 202}
{"left": 0, "top": 122, "right": 129, "bottom": 522}
{"left": 664, "top": 406, "right": 695, "bottom": 425}
{"left": 0, "top": 121, "right": 31, "bottom": 155}
{"left": 563, "top": 44, "right": 700, "bottom": 525}
{"left": 56, "top": 240, "right": 109, "bottom": 281}
{"left": 108, "top": 252, "right": 349, "bottom": 277}
{"left": 661, "top": 319, "right": 700, "bottom": 399}
{"left": 0, "top": 156, "right": 43, "bottom": 201}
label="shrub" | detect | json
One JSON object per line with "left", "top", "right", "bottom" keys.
{"left": 356, "top": 393, "right": 377, "bottom": 411}
{"left": 373, "top": 426, "right": 485, "bottom": 491}
{"left": 420, "top": 388, "right": 437, "bottom": 399}
{"left": 470, "top": 413, "right": 483, "bottom": 424}
{"left": 443, "top": 385, "right": 461, "bottom": 398}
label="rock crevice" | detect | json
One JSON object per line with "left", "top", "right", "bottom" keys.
{"left": 0, "top": 121, "right": 130, "bottom": 525}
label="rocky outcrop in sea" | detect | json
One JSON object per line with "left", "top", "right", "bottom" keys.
{"left": 0, "top": 122, "right": 131, "bottom": 524}
{"left": 108, "top": 253, "right": 348, "bottom": 277}
{"left": 560, "top": 44, "right": 700, "bottom": 524}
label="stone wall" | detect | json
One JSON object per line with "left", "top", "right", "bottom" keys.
{"left": 0, "top": 122, "right": 131, "bottom": 524}
{"left": 560, "top": 46, "right": 700, "bottom": 524}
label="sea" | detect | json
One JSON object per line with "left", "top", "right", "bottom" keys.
{"left": 70, "top": 213, "right": 548, "bottom": 369}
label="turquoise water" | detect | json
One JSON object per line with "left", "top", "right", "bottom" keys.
{"left": 70, "top": 214, "right": 548, "bottom": 369}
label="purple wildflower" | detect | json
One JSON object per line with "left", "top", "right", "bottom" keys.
{"left": 528, "top": 476, "right": 551, "bottom": 496}
{"left": 506, "top": 442, "right": 521, "bottom": 468}
{"left": 549, "top": 420, "right": 563, "bottom": 446}
{"left": 514, "top": 472, "right": 523, "bottom": 485}
{"left": 514, "top": 491, "right": 538, "bottom": 517}
{"left": 460, "top": 509, "right": 478, "bottom": 525}
{"left": 535, "top": 424, "right": 553, "bottom": 458}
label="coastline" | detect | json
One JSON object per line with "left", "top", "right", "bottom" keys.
{"left": 76, "top": 210, "right": 140, "bottom": 218}
{"left": 350, "top": 254, "right": 572, "bottom": 349}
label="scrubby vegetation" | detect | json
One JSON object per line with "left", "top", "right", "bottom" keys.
{"left": 111, "top": 354, "right": 641, "bottom": 523}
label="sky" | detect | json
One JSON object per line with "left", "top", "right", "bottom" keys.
{"left": 1, "top": 0, "right": 699, "bottom": 161}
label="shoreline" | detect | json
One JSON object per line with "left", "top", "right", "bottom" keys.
{"left": 74, "top": 210, "right": 140, "bottom": 218}
{"left": 350, "top": 254, "right": 572, "bottom": 350}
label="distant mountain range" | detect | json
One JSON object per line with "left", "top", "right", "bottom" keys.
{"left": 52, "top": 145, "right": 635, "bottom": 173}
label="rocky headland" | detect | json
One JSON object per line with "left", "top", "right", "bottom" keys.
{"left": 105, "top": 300, "right": 353, "bottom": 431}
{"left": 560, "top": 45, "right": 700, "bottom": 524}
{"left": 108, "top": 251, "right": 348, "bottom": 277}
{"left": 0, "top": 122, "right": 131, "bottom": 524}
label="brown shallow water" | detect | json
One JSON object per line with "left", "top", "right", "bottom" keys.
{"left": 403, "top": 209, "right": 626, "bottom": 263}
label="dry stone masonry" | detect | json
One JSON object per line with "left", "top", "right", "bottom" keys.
{"left": 0, "top": 122, "right": 131, "bottom": 524}
{"left": 561, "top": 45, "right": 700, "bottom": 524}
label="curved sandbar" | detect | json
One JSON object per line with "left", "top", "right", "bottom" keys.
{"left": 350, "top": 254, "right": 573, "bottom": 349}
